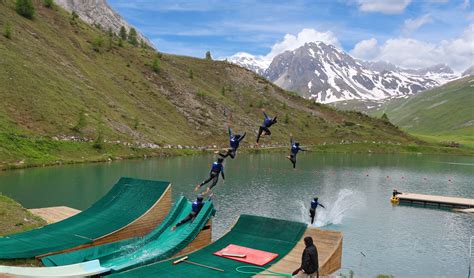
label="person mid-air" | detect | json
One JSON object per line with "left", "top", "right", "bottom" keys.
{"left": 256, "top": 109, "right": 277, "bottom": 144}
{"left": 218, "top": 126, "right": 246, "bottom": 159}
{"left": 286, "top": 135, "right": 306, "bottom": 168}
{"left": 195, "top": 157, "right": 225, "bottom": 195}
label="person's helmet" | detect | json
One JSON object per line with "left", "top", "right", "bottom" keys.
{"left": 197, "top": 194, "right": 204, "bottom": 202}
{"left": 314, "top": 197, "right": 318, "bottom": 201}
{"left": 217, "top": 158, "right": 224, "bottom": 163}
{"left": 234, "top": 134, "right": 241, "bottom": 140}
{"left": 295, "top": 142, "right": 300, "bottom": 146}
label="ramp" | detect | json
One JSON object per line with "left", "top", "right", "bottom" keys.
{"left": 0, "top": 177, "right": 171, "bottom": 259}
{"left": 42, "top": 196, "right": 216, "bottom": 274}
{"left": 398, "top": 192, "right": 474, "bottom": 209}
{"left": 0, "top": 260, "right": 109, "bottom": 278}
{"left": 108, "top": 215, "right": 308, "bottom": 278}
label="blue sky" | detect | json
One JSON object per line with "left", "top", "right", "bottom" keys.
{"left": 108, "top": 0, "right": 473, "bottom": 71}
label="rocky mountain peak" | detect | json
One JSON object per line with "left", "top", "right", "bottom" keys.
{"left": 55, "top": 0, "right": 153, "bottom": 47}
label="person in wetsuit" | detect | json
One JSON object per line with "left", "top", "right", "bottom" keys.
{"left": 286, "top": 135, "right": 306, "bottom": 168}
{"left": 195, "top": 158, "right": 225, "bottom": 195}
{"left": 256, "top": 109, "right": 277, "bottom": 144}
{"left": 309, "top": 197, "right": 325, "bottom": 224}
{"left": 171, "top": 194, "right": 211, "bottom": 231}
{"left": 219, "top": 127, "right": 246, "bottom": 159}
{"left": 392, "top": 188, "right": 402, "bottom": 197}
{"left": 292, "top": 236, "right": 319, "bottom": 277}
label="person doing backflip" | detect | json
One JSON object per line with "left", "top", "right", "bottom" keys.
{"left": 218, "top": 126, "right": 246, "bottom": 159}
{"left": 195, "top": 158, "right": 225, "bottom": 195}
{"left": 171, "top": 194, "right": 212, "bottom": 231}
{"left": 286, "top": 135, "right": 306, "bottom": 168}
{"left": 309, "top": 197, "right": 325, "bottom": 224}
{"left": 256, "top": 109, "right": 277, "bottom": 144}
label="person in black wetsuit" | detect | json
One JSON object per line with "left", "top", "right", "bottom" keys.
{"left": 309, "top": 197, "right": 325, "bottom": 224}
{"left": 195, "top": 158, "right": 225, "bottom": 195}
{"left": 392, "top": 188, "right": 402, "bottom": 197}
{"left": 219, "top": 127, "right": 246, "bottom": 159}
{"left": 286, "top": 135, "right": 306, "bottom": 168}
{"left": 171, "top": 194, "right": 211, "bottom": 231}
{"left": 292, "top": 236, "right": 319, "bottom": 277}
{"left": 256, "top": 109, "right": 277, "bottom": 144}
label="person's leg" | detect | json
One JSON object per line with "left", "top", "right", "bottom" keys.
{"left": 196, "top": 172, "right": 216, "bottom": 191}
{"left": 264, "top": 127, "right": 271, "bottom": 136}
{"left": 219, "top": 149, "right": 231, "bottom": 158}
{"left": 291, "top": 154, "right": 296, "bottom": 168}
{"left": 204, "top": 174, "right": 219, "bottom": 195}
{"left": 310, "top": 209, "right": 315, "bottom": 224}
{"left": 256, "top": 127, "right": 264, "bottom": 143}
{"left": 229, "top": 149, "right": 236, "bottom": 159}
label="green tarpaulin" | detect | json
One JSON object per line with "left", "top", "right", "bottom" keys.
{"left": 42, "top": 196, "right": 216, "bottom": 273}
{"left": 109, "top": 215, "right": 307, "bottom": 278}
{"left": 0, "top": 177, "right": 169, "bottom": 259}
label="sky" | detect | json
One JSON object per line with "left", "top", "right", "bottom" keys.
{"left": 108, "top": 0, "right": 474, "bottom": 72}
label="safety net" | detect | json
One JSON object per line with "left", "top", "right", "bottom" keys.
{"left": 42, "top": 196, "right": 216, "bottom": 273}
{"left": 0, "top": 177, "right": 169, "bottom": 259}
{"left": 108, "top": 215, "right": 307, "bottom": 278}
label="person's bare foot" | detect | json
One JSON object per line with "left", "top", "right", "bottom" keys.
{"left": 194, "top": 184, "right": 200, "bottom": 192}
{"left": 170, "top": 226, "right": 176, "bottom": 231}
{"left": 203, "top": 188, "right": 211, "bottom": 196}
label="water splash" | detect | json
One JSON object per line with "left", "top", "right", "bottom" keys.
{"left": 299, "top": 189, "right": 364, "bottom": 227}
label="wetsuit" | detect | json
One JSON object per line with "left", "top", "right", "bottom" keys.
{"left": 198, "top": 161, "right": 225, "bottom": 190}
{"left": 392, "top": 190, "right": 402, "bottom": 197}
{"left": 256, "top": 112, "right": 277, "bottom": 143}
{"left": 289, "top": 138, "right": 306, "bottom": 168}
{"left": 175, "top": 200, "right": 205, "bottom": 227}
{"left": 309, "top": 199, "right": 325, "bottom": 224}
{"left": 219, "top": 128, "right": 246, "bottom": 159}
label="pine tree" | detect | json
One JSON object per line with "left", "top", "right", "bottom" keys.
{"left": 128, "top": 27, "right": 138, "bottom": 46}
{"left": 119, "top": 26, "right": 127, "bottom": 41}
{"left": 15, "top": 0, "right": 35, "bottom": 19}
{"left": 381, "top": 112, "right": 389, "bottom": 122}
{"left": 152, "top": 56, "right": 160, "bottom": 73}
{"left": 205, "top": 51, "right": 212, "bottom": 60}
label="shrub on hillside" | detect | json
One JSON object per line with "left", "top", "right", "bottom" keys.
{"left": 3, "top": 23, "right": 12, "bottom": 39}
{"left": 188, "top": 69, "right": 193, "bottom": 79}
{"left": 42, "top": 0, "right": 54, "bottom": 8}
{"left": 70, "top": 10, "right": 78, "bottom": 24}
{"left": 72, "top": 110, "right": 86, "bottom": 133}
{"left": 151, "top": 56, "right": 160, "bottom": 73}
{"left": 91, "top": 36, "right": 103, "bottom": 52}
{"left": 205, "top": 51, "right": 212, "bottom": 60}
{"left": 15, "top": 0, "right": 35, "bottom": 19}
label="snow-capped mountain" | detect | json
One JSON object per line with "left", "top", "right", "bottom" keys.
{"left": 227, "top": 52, "right": 269, "bottom": 75}
{"left": 230, "top": 42, "right": 458, "bottom": 103}
{"left": 462, "top": 65, "right": 474, "bottom": 76}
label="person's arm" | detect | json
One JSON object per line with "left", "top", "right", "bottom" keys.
{"left": 263, "top": 111, "right": 269, "bottom": 120}
{"left": 290, "top": 136, "right": 294, "bottom": 145}
{"left": 300, "top": 146, "right": 307, "bottom": 151}
{"left": 239, "top": 132, "right": 246, "bottom": 142}
{"left": 273, "top": 116, "right": 278, "bottom": 123}
{"left": 319, "top": 203, "right": 325, "bottom": 208}
{"left": 228, "top": 127, "right": 232, "bottom": 138}
{"left": 301, "top": 249, "right": 311, "bottom": 272}
{"left": 221, "top": 167, "right": 225, "bottom": 180}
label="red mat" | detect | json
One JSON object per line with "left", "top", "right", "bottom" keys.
{"left": 213, "top": 244, "right": 279, "bottom": 266}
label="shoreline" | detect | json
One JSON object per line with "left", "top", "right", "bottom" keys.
{"left": 1, "top": 142, "right": 472, "bottom": 173}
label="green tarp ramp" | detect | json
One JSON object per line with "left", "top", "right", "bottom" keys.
{"left": 0, "top": 177, "right": 169, "bottom": 259}
{"left": 108, "top": 215, "right": 307, "bottom": 278}
{"left": 42, "top": 196, "right": 216, "bottom": 274}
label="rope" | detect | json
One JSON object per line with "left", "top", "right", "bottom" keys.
{"left": 235, "top": 266, "right": 292, "bottom": 277}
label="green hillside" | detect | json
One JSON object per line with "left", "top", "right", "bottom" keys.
{"left": 373, "top": 77, "right": 474, "bottom": 147}
{"left": 0, "top": 0, "right": 464, "bottom": 168}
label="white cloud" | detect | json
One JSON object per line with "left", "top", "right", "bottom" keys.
{"left": 463, "top": 0, "right": 470, "bottom": 9}
{"left": 263, "top": 28, "right": 340, "bottom": 62}
{"left": 350, "top": 38, "right": 379, "bottom": 60}
{"left": 403, "top": 14, "right": 433, "bottom": 34}
{"left": 351, "top": 24, "right": 474, "bottom": 72}
{"left": 356, "top": 0, "right": 411, "bottom": 14}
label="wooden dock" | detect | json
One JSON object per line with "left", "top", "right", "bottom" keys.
{"left": 257, "top": 228, "right": 343, "bottom": 277}
{"left": 398, "top": 193, "right": 474, "bottom": 209}
{"left": 29, "top": 206, "right": 81, "bottom": 224}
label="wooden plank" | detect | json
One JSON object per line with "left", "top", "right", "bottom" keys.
{"left": 257, "top": 228, "right": 343, "bottom": 277}
{"left": 398, "top": 193, "right": 474, "bottom": 208}
{"left": 28, "top": 206, "right": 81, "bottom": 224}
{"left": 452, "top": 208, "right": 474, "bottom": 213}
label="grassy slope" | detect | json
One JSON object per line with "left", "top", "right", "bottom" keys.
{"left": 372, "top": 77, "right": 474, "bottom": 147}
{"left": 0, "top": 193, "right": 46, "bottom": 236}
{"left": 0, "top": 1, "right": 468, "bottom": 169}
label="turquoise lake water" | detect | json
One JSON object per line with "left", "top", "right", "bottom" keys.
{"left": 0, "top": 153, "right": 472, "bottom": 277}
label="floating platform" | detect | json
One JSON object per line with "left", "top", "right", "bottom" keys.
{"left": 0, "top": 177, "right": 172, "bottom": 259}
{"left": 29, "top": 206, "right": 81, "bottom": 224}
{"left": 398, "top": 192, "right": 474, "bottom": 209}
{"left": 108, "top": 215, "right": 343, "bottom": 278}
